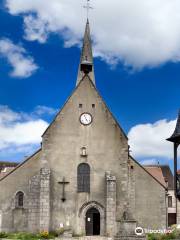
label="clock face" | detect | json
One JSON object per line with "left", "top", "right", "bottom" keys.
{"left": 80, "top": 113, "right": 92, "bottom": 125}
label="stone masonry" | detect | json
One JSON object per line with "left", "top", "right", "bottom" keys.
{"left": 106, "top": 171, "right": 116, "bottom": 237}
{"left": 39, "top": 168, "right": 51, "bottom": 232}
{"left": 28, "top": 174, "right": 40, "bottom": 232}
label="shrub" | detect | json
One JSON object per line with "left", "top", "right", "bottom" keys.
{"left": 48, "top": 231, "right": 58, "bottom": 238}
{"left": 56, "top": 228, "right": 65, "bottom": 236}
{"left": 0, "top": 232, "right": 8, "bottom": 238}
{"left": 39, "top": 231, "right": 49, "bottom": 239}
{"left": 148, "top": 229, "right": 180, "bottom": 240}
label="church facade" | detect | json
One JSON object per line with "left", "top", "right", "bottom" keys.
{"left": 0, "top": 21, "right": 167, "bottom": 237}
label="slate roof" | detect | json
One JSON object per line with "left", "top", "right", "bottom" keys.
{"left": 167, "top": 110, "right": 180, "bottom": 143}
{"left": 76, "top": 19, "right": 95, "bottom": 86}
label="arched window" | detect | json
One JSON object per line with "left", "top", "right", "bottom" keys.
{"left": 77, "top": 163, "right": 90, "bottom": 192}
{"left": 15, "top": 191, "right": 24, "bottom": 208}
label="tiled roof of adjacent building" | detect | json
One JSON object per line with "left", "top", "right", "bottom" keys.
{"left": 143, "top": 165, "right": 174, "bottom": 189}
{"left": 0, "top": 161, "right": 19, "bottom": 179}
{"left": 144, "top": 165, "right": 174, "bottom": 190}
{"left": 144, "top": 165, "right": 167, "bottom": 188}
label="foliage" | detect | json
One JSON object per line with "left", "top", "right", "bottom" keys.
{"left": 0, "top": 232, "right": 8, "bottom": 238}
{"left": 39, "top": 231, "right": 49, "bottom": 239}
{"left": 147, "top": 226, "right": 180, "bottom": 240}
{"left": 56, "top": 227, "right": 65, "bottom": 236}
{"left": 0, "top": 231, "right": 56, "bottom": 239}
{"left": 48, "top": 231, "right": 58, "bottom": 238}
{"left": 6, "top": 232, "right": 39, "bottom": 240}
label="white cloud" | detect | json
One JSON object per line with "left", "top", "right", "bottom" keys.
{"left": 0, "top": 105, "right": 53, "bottom": 154}
{"left": 5, "top": 0, "right": 180, "bottom": 69}
{"left": 0, "top": 105, "right": 58, "bottom": 160}
{"left": 33, "top": 105, "right": 58, "bottom": 116}
{"left": 128, "top": 119, "right": 176, "bottom": 159}
{"left": 0, "top": 38, "right": 38, "bottom": 78}
{"left": 140, "top": 158, "right": 159, "bottom": 166}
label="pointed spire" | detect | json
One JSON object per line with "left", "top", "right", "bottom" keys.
{"left": 76, "top": 19, "right": 95, "bottom": 85}
{"left": 167, "top": 110, "right": 180, "bottom": 143}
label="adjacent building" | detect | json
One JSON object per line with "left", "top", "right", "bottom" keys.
{"left": 0, "top": 161, "right": 19, "bottom": 180}
{"left": 144, "top": 165, "right": 176, "bottom": 226}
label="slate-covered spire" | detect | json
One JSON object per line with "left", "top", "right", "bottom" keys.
{"left": 76, "top": 19, "right": 95, "bottom": 86}
{"left": 167, "top": 110, "right": 180, "bottom": 143}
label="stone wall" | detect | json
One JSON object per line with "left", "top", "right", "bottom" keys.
{"left": 39, "top": 168, "right": 51, "bottom": 232}
{"left": 28, "top": 174, "right": 40, "bottom": 232}
{"left": 0, "top": 150, "right": 41, "bottom": 232}
{"left": 106, "top": 171, "right": 116, "bottom": 237}
{"left": 128, "top": 160, "right": 136, "bottom": 218}
{"left": 41, "top": 77, "right": 129, "bottom": 234}
{"left": 131, "top": 157, "right": 167, "bottom": 229}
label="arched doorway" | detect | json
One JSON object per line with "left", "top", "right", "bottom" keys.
{"left": 85, "top": 207, "right": 100, "bottom": 236}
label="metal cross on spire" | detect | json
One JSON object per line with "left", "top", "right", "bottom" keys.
{"left": 83, "top": 0, "right": 93, "bottom": 19}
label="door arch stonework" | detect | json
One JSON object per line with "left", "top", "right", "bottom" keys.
{"left": 79, "top": 201, "right": 105, "bottom": 236}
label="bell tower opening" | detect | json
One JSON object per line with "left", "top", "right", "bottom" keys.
{"left": 85, "top": 207, "right": 100, "bottom": 236}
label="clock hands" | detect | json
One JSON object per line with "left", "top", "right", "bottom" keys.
{"left": 84, "top": 115, "right": 88, "bottom": 122}
{"left": 80, "top": 113, "right": 92, "bottom": 125}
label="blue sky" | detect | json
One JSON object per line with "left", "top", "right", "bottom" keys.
{"left": 0, "top": 0, "right": 179, "bottom": 171}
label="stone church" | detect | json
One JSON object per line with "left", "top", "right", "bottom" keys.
{"left": 0, "top": 20, "right": 167, "bottom": 237}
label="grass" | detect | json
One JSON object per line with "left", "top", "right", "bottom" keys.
{"left": 0, "top": 232, "right": 56, "bottom": 240}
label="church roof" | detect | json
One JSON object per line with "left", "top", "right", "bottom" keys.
{"left": 167, "top": 110, "right": 180, "bottom": 143}
{"left": 76, "top": 19, "right": 95, "bottom": 86}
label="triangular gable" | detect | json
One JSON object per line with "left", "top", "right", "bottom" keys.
{"left": 42, "top": 74, "right": 128, "bottom": 141}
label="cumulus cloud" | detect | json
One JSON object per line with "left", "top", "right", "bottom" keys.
{"left": 0, "top": 105, "right": 58, "bottom": 160}
{"left": 33, "top": 105, "right": 58, "bottom": 116}
{"left": 5, "top": 0, "right": 180, "bottom": 69}
{"left": 0, "top": 38, "right": 38, "bottom": 78}
{"left": 140, "top": 158, "right": 159, "bottom": 166}
{"left": 0, "top": 105, "right": 49, "bottom": 151}
{"left": 128, "top": 119, "right": 176, "bottom": 159}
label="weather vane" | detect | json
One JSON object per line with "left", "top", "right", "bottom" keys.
{"left": 83, "top": 0, "right": 93, "bottom": 19}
